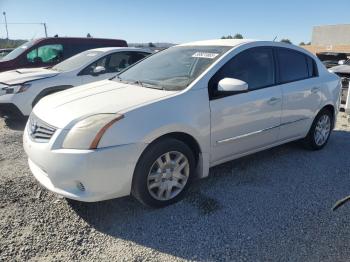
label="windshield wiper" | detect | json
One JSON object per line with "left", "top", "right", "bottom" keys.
{"left": 139, "top": 81, "right": 165, "bottom": 90}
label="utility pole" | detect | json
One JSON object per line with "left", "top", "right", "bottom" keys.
{"left": 2, "top": 12, "right": 8, "bottom": 39}
{"left": 42, "top": 23, "right": 47, "bottom": 37}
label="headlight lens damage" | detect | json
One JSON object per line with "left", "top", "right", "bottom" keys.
{"left": 62, "top": 113, "right": 124, "bottom": 149}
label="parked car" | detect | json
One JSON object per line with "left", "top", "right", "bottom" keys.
{"left": 24, "top": 39, "right": 341, "bottom": 207}
{"left": 0, "top": 47, "right": 151, "bottom": 118}
{"left": 0, "top": 48, "right": 14, "bottom": 59}
{"left": 0, "top": 37, "right": 128, "bottom": 72}
{"left": 316, "top": 52, "right": 349, "bottom": 68}
{"left": 329, "top": 60, "right": 350, "bottom": 112}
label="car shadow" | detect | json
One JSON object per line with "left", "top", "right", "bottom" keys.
{"left": 4, "top": 117, "right": 28, "bottom": 131}
{"left": 67, "top": 130, "right": 350, "bottom": 260}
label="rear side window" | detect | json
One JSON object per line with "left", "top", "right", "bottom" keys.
{"left": 276, "top": 48, "right": 317, "bottom": 83}
{"left": 209, "top": 47, "right": 275, "bottom": 94}
{"left": 306, "top": 56, "right": 318, "bottom": 77}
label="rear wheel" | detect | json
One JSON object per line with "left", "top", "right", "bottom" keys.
{"left": 132, "top": 138, "right": 195, "bottom": 207}
{"left": 303, "top": 109, "right": 333, "bottom": 150}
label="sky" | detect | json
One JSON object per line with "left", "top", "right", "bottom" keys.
{"left": 0, "top": 0, "right": 349, "bottom": 44}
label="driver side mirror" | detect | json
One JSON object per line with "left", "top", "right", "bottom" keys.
{"left": 218, "top": 78, "right": 248, "bottom": 92}
{"left": 92, "top": 66, "right": 106, "bottom": 76}
{"left": 338, "top": 60, "right": 346, "bottom": 65}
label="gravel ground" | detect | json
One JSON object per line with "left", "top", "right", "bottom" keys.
{"left": 0, "top": 113, "right": 350, "bottom": 261}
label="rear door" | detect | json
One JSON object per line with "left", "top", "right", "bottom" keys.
{"left": 275, "top": 48, "right": 322, "bottom": 140}
{"left": 209, "top": 47, "right": 282, "bottom": 164}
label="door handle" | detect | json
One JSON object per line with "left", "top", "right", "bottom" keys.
{"left": 311, "top": 87, "right": 320, "bottom": 93}
{"left": 267, "top": 97, "right": 281, "bottom": 105}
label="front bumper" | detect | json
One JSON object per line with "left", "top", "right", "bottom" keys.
{"left": 23, "top": 125, "right": 147, "bottom": 202}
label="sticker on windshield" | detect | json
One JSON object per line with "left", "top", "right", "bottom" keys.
{"left": 192, "top": 52, "right": 219, "bottom": 59}
{"left": 87, "top": 53, "right": 98, "bottom": 56}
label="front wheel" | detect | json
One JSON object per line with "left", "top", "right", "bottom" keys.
{"left": 303, "top": 109, "right": 333, "bottom": 150}
{"left": 132, "top": 138, "right": 195, "bottom": 208}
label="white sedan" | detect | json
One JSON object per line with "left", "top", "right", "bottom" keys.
{"left": 24, "top": 39, "right": 341, "bottom": 207}
{"left": 0, "top": 47, "right": 151, "bottom": 118}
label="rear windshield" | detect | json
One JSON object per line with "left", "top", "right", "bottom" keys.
{"left": 1, "top": 40, "right": 35, "bottom": 61}
{"left": 52, "top": 50, "right": 104, "bottom": 72}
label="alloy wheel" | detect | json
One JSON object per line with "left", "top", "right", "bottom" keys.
{"left": 314, "top": 114, "right": 331, "bottom": 146}
{"left": 147, "top": 151, "right": 190, "bottom": 201}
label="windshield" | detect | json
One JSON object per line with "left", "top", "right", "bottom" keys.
{"left": 1, "top": 40, "right": 35, "bottom": 61}
{"left": 117, "top": 45, "right": 231, "bottom": 91}
{"left": 52, "top": 50, "right": 103, "bottom": 72}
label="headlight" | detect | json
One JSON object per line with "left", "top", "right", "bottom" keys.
{"left": 1, "top": 83, "right": 31, "bottom": 94}
{"left": 62, "top": 113, "right": 124, "bottom": 149}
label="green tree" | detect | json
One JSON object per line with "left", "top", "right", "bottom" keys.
{"left": 233, "top": 33, "right": 243, "bottom": 39}
{"left": 299, "top": 42, "right": 305, "bottom": 46}
{"left": 87, "top": 33, "right": 92, "bottom": 38}
{"left": 148, "top": 42, "right": 155, "bottom": 47}
{"left": 221, "top": 35, "right": 232, "bottom": 39}
{"left": 221, "top": 34, "right": 243, "bottom": 39}
{"left": 280, "top": 38, "right": 292, "bottom": 44}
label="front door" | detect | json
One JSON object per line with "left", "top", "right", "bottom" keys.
{"left": 209, "top": 47, "right": 282, "bottom": 164}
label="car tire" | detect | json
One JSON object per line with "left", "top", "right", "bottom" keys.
{"left": 303, "top": 108, "right": 333, "bottom": 150}
{"left": 132, "top": 138, "right": 196, "bottom": 208}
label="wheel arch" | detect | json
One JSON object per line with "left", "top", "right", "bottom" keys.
{"left": 140, "top": 131, "right": 207, "bottom": 179}
{"left": 318, "top": 104, "right": 336, "bottom": 129}
{"left": 32, "top": 85, "right": 73, "bottom": 107}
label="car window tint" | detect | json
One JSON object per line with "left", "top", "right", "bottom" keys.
{"left": 128, "top": 52, "right": 149, "bottom": 64}
{"left": 106, "top": 52, "right": 149, "bottom": 73}
{"left": 211, "top": 47, "right": 275, "bottom": 92}
{"left": 26, "top": 44, "right": 64, "bottom": 64}
{"left": 277, "top": 48, "right": 309, "bottom": 83}
{"left": 306, "top": 56, "right": 318, "bottom": 77}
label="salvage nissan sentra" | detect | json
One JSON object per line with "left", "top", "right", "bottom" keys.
{"left": 24, "top": 39, "right": 341, "bottom": 207}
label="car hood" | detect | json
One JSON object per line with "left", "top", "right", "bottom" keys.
{"left": 33, "top": 80, "right": 176, "bottom": 128}
{"left": 0, "top": 68, "right": 59, "bottom": 85}
{"left": 329, "top": 65, "right": 350, "bottom": 74}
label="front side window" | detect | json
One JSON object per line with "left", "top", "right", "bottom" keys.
{"left": 277, "top": 48, "right": 309, "bottom": 83}
{"left": 80, "top": 55, "right": 108, "bottom": 75}
{"left": 26, "top": 44, "right": 64, "bottom": 64}
{"left": 117, "top": 46, "right": 231, "bottom": 91}
{"left": 209, "top": 47, "right": 275, "bottom": 97}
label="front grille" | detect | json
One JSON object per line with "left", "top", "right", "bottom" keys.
{"left": 28, "top": 114, "right": 57, "bottom": 142}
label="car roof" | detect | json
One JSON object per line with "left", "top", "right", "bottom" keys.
{"left": 85, "top": 47, "right": 152, "bottom": 53}
{"left": 179, "top": 39, "right": 256, "bottom": 47}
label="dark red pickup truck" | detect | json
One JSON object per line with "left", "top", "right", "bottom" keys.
{"left": 0, "top": 37, "right": 127, "bottom": 72}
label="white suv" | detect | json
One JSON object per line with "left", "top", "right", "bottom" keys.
{"left": 0, "top": 47, "right": 151, "bottom": 118}
{"left": 24, "top": 39, "right": 341, "bottom": 207}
